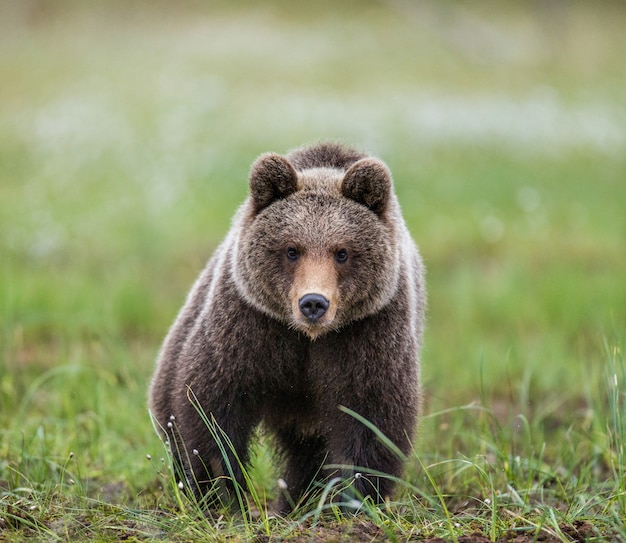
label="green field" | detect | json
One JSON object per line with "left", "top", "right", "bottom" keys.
{"left": 1, "top": 2, "right": 625, "bottom": 541}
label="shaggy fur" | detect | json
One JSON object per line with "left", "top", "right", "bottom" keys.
{"left": 149, "top": 142, "right": 426, "bottom": 511}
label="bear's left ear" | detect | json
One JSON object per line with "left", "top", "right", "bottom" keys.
{"left": 249, "top": 153, "right": 299, "bottom": 213}
{"left": 342, "top": 158, "right": 391, "bottom": 216}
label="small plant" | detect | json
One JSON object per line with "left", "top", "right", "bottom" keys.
{"left": 605, "top": 341, "right": 626, "bottom": 524}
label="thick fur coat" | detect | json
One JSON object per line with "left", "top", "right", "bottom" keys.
{"left": 149, "top": 143, "right": 426, "bottom": 511}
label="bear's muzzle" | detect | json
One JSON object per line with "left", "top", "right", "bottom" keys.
{"left": 299, "top": 293, "right": 330, "bottom": 323}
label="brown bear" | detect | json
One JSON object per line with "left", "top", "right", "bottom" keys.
{"left": 149, "top": 142, "right": 426, "bottom": 512}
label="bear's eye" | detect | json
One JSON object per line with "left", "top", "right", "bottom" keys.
{"left": 335, "top": 249, "right": 349, "bottom": 264}
{"left": 286, "top": 247, "right": 300, "bottom": 262}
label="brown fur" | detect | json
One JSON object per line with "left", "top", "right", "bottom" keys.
{"left": 149, "top": 142, "right": 426, "bottom": 511}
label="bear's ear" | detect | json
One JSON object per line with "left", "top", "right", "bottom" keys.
{"left": 342, "top": 158, "right": 391, "bottom": 216}
{"left": 249, "top": 153, "right": 299, "bottom": 213}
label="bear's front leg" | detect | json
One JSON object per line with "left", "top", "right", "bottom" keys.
{"left": 170, "top": 390, "right": 261, "bottom": 508}
{"left": 324, "top": 410, "right": 410, "bottom": 507}
{"left": 273, "top": 427, "right": 328, "bottom": 512}
{"left": 312, "top": 319, "right": 421, "bottom": 508}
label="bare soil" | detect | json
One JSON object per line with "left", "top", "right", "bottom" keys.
{"left": 253, "top": 519, "right": 600, "bottom": 542}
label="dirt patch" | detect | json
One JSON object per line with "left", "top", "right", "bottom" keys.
{"left": 254, "top": 520, "right": 388, "bottom": 543}
{"left": 253, "top": 519, "right": 600, "bottom": 542}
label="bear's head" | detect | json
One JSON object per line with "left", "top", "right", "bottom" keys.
{"left": 232, "top": 146, "right": 402, "bottom": 340}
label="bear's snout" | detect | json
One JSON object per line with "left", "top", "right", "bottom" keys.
{"left": 299, "top": 293, "right": 329, "bottom": 322}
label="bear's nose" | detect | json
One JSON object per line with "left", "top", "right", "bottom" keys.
{"left": 299, "top": 294, "right": 329, "bottom": 322}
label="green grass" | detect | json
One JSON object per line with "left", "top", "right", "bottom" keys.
{"left": 1, "top": 1, "right": 625, "bottom": 541}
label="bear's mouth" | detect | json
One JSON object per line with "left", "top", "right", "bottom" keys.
{"left": 292, "top": 318, "right": 336, "bottom": 340}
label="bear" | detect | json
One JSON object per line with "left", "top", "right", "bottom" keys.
{"left": 149, "top": 142, "right": 426, "bottom": 512}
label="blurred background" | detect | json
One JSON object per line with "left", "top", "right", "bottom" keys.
{"left": 1, "top": 0, "right": 624, "bottom": 490}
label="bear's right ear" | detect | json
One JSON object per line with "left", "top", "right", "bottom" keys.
{"left": 249, "top": 153, "right": 299, "bottom": 213}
